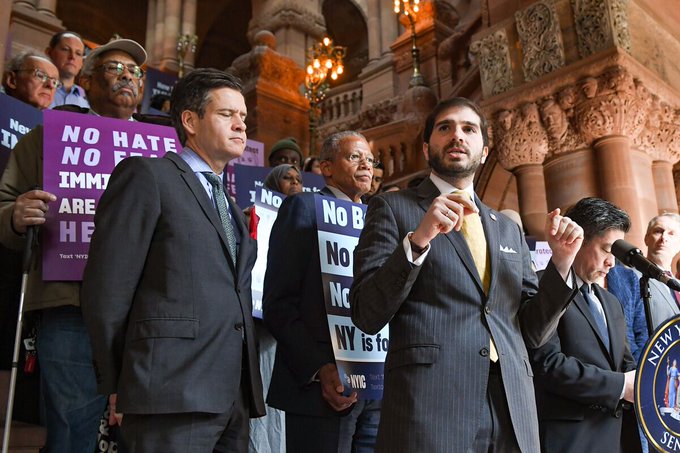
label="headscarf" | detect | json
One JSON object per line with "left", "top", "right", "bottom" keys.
{"left": 264, "top": 164, "right": 302, "bottom": 195}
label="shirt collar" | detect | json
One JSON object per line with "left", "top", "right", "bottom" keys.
{"left": 180, "top": 147, "right": 221, "bottom": 178}
{"left": 87, "top": 108, "right": 135, "bottom": 121}
{"left": 326, "top": 185, "right": 360, "bottom": 203}
{"left": 429, "top": 173, "right": 475, "bottom": 202}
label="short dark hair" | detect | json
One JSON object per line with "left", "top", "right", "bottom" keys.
{"left": 423, "top": 97, "right": 489, "bottom": 147}
{"left": 564, "top": 197, "right": 631, "bottom": 242}
{"left": 170, "top": 68, "right": 243, "bottom": 145}
{"left": 48, "top": 31, "right": 83, "bottom": 49}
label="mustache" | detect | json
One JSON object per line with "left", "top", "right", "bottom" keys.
{"left": 445, "top": 142, "right": 469, "bottom": 153}
{"left": 112, "top": 80, "right": 139, "bottom": 96}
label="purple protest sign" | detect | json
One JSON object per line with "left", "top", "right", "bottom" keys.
{"left": 0, "top": 92, "right": 43, "bottom": 174}
{"left": 42, "top": 109, "right": 180, "bottom": 281}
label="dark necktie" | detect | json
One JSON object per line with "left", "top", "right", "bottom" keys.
{"left": 580, "top": 283, "right": 610, "bottom": 352}
{"left": 202, "top": 172, "right": 237, "bottom": 265}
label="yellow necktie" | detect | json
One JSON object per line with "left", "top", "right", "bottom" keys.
{"left": 456, "top": 191, "right": 498, "bottom": 362}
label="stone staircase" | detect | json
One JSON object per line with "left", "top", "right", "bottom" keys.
{"left": 0, "top": 370, "right": 45, "bottom": 453}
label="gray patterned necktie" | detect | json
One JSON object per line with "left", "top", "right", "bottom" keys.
{"left": 202, "top": 172, "right": 237, "bottom": 265}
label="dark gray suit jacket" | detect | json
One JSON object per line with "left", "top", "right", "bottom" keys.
{"left": 349, "top": 179, "right": 577, "bottom": 453}
{"left": 81, "top": 152, "right": 265, "bottom": 416}
{"left": 529, "top": 284, "right": 635, "bottom": 452}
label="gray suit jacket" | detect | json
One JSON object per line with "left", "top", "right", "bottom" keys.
{"left": 646, "top": 276, "right": 680, "bottom": 329}
{"left": 82, "top": 152, "right": 265, "bottom": 416}
{"left": 349, "top": 179, "right": 577, "bottom": 453}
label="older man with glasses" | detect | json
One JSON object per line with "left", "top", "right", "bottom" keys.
{"left": 263, "top": 131, "right": 383, "bottom": 452}
{"left": 2, "top": 50, "right": 61, "bottom": 109}
{"left": 0, "top": 38, "right": 146, "bottom": 453}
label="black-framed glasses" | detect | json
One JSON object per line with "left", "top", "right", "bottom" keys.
{"left": 345, "top": 153, "right": 380, "bottom": 168}
{"left": 15, "top": 68, "right": 62, "bottom": 89}
{"left": 95, "top": 61, "right": 144, "bottom": 79}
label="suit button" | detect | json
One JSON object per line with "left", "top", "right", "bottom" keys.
{"left": 615, "top": 410, "right": 622, "bottom": 418}
{"left": 234, "top": 322, "right": 244, "bottom": 331}
{"left": 484, "top": 306, "right": 491, "bottom": 314}
{"left": 480, "top": 347, "right": 489, "bottom": 357}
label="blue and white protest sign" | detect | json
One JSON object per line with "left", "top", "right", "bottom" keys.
{"left": 140, "top": 68, "right": 177, "bottom": 115}
{"left": 234, "top": 164, "right": 325, "bottom": 209}
{"left": 0, "top": 92, "right": 43, "bottom": 174}
{"left": 315, "top": 194, "right": 387, "bottom": 399}
{"left": 251, "top": 187, "right": 287, "bottom": 318}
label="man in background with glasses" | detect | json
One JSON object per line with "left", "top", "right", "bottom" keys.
{"left": 0, "top": 38, "right": 146, "bottom": 453}
{"left": 2, "top": 50, "right": 60, "bottom": 109}
{"left": 264, "top": 131, "right": 382, "bottom": 452}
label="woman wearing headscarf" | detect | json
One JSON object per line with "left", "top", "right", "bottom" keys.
{"left": 248, "top": 164, "right": 303, "bottom": 453}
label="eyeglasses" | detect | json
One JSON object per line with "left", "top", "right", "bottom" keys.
{"left": 95, "top": 61, "right": 144, "bottom": 79}
{"left": 344, "top": 153, "right": 380, "bottom": 168}
{"left": 15, "top": 68, "right": 62, "bottom": 89}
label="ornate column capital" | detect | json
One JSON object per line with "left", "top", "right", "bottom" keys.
{"left": 635, "top": 100, "right": 680, "bottom": 163}
{"left": 493, "top": 102, "right": 549, "bottom": 170}
{"left": 572, "top": 66, "right": 648, "bottom": 144}
{"left": 247, "top": 0, "right": 325, "bottom": 44}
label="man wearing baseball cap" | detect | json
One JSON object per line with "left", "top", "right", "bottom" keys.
{"left": 0, "top": 38, "right": 146, "bottom": 453}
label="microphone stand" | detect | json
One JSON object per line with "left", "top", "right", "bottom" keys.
{"left": 640, "top": 276, "right": 654, "bottom": 337}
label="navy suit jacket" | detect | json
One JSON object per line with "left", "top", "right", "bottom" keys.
{"left": 82, "top": 152, "right": 265, "bottom": 416}
{"left": 263, "top": 187, "right": 348, "bottom": 417}
{"left": 529, "top": 283, "right": 635, "bottom": 452}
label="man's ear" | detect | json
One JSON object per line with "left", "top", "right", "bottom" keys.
{"left": 181, "top": 110, "right": 198, "bottom": 138}
{"left": 480, "top": 146, "right": 489, "bottom": 164}
{"left": 422, "top": 142, "right": 430, "bottom": 162}
{"left": 5, "top": 72, "right": 18, "bottom": 91}
{"left": 79, "top": 74, "right": 91, "bottom": 91}
{"left": 319, "top": 159, "right": 333, "bottom": 178}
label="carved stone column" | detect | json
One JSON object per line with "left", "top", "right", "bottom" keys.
{"left": 247, "top": 1, "right": 325, "bottom": 68}
{"left": 160, "top": 0, "right": 181, "bottom": 72}
{"left": 152, "top": 0, "right": 166, "bottom": 67}
{"left": 35, "top": 0, "right": 56, "bottom": 16}
{"left": 574, "top": 67, "right": 650, "bottom": 244}
{"left": 635, "top": 101, "right": 680, "bottom": 215}
{"left": 181, "top": 0, "right": 197, "bottom": 71}
{"left": 366, "top": 0, "right": 381, "bottom": 61}
{"left": 8, "top": 1, "right": 63, "bottom": 58}
{"left": 493, "top": 102, "right": 549, "bottom": 238}
{"left": 229, "top": 31, "right": 309, "bottom": 157}
{"left": 652, "top": 161, "right": 677, "bottom": 214}
{"left": 145, "top": 0, "right": 157, "bottom": 65}
{"left": 0, "top": 3, "right": 13, "bottom": 76}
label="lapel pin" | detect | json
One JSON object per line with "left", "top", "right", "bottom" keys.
{"left": 489, "top": 213, "right": 497, "bottom": 221}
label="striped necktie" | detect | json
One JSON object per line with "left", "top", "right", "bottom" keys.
{"left": 202, "top": 172, "right": 237, "bottom": 265}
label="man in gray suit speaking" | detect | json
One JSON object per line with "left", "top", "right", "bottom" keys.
{"left": 82, "top": 69, "right": 265, "bottom": 452}
{"left": 350, "top": 97, "right": 584, "bottom": 452}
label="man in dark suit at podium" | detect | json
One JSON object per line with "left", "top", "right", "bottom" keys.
{"left": 530, "top": 197, "right": 636, "bottom": 452}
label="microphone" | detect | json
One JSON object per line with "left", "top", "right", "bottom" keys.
{"left": 611, "top": 239, "right": 680, "bottom": 291}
